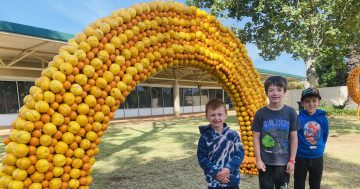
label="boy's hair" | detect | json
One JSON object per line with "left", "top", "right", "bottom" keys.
{"left": 264, "top": 76, "right": 288, "bottom": 94}
{"left": 205, "top": 99, "right": 227, "bottom": 115}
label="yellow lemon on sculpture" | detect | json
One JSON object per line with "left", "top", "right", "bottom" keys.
{"left": 35, "top": 159, "right": 50, "bottom": 173}
{"left": 62, "top": 132, "right": 75, "bottom": 144}
{"left": 68, "top": 121, "right": 81, "bottom": 134}
{"left": 86, "top": 131, "right": 97, "bottom": 142}
{"left": 95, "top": 77, "right": 107, "bottom": 89}
{"left": 53, "top": 154, "right": 66, "bottom": 167}
{"left": 43, "top": 122, "right": 57, "bottom": 136}
{"left": 60, "top": 62, "right": 73, "bottom": 75}
{"left": 77, "top": 103, "right": 90, "bottom": 115}
{"left": 11, "top": 168, "right": 27, "bottom": 181}
{"left": 102, "top": 71, "right": 114, "bottom": 83}
{"left": 13, "top": 144, "right": 29, "bottom": 158}
{"left": 8, "top": 180, "right": 24, "bottom": 189}
{"left": 63, "top": 92, "right": 76, "bottom": 105}
{"left": 68, "top": 178, "right": 80, "bottom": 189}
{"left": 73, "top": 148, "right": 85, "bottom": 158}
{"left": 49, "top": 80, "right": 64, "bottom": 93}
{"left": 30, "top": 171, "right": 44, "bottom": 183}
{"left": 70, "top": 84, "right": 83, "bottom": 96}
{"left": 84, "top": 95, "right": 97, "bottom": 107}
{"left": 35, "top": 101, "right": 50, "bottom": 113}
{"left": 44, "top": 91, "right": 55, "bottom": 103}
{"left": 75, "top": 74, "right": 88, "bottom": 86}
{"left": 36, "top": 146, "right": 50, "bottom": 159}
{"left": 25, "top": 110, "right": 41, "bottom": 122}
{"left": 82, "top": 65, "right": 95, "bottom": 78}
{"left": 39, "top": 134, "right": 52, "bottom": 147}
{"left": 29, "top": 183, "right": 42, "bottom": 189}
{"left": 52, "top": 166, "right": 64, "bottom": 177}
{"left": 52, "top": 71, "right": 66, "bottom": 83}
{"left": 58, "top": 103, "right": 71, "bottom": 116}
{"left": 15, "top": 157, "right": 31, "bottom": 170}
{"left": 55, "top": 141, "right": 68, "bottom": 154}
{"left": 51, "top": 113, "right": 64, "bottom": 126}
{"left": 49, "top": 178, "right": 62, "bottom": 189}
{"left": 3, "top": 154, "right": 17, "bottom": 166}
{"left": 116, "top": 81, "right": 127, "bottom": 91}
{"left": 76, "top": 115, "right": 88, "bottom": 127}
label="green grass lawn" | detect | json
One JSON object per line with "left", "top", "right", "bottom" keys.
{"left": 0, "top": 115, "right": 359, "bottom": 188}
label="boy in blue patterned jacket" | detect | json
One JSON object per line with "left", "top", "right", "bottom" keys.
{"left": 197, "top": 99, "right": 244, "bottom": 189}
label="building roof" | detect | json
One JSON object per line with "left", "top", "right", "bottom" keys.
{"left": 0, "top": 21, "right": 72, "bottom": 42}
{"left": 0, "top": 21, "right": 305, "bottom": 83}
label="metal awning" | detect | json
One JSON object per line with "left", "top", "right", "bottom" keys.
{"left": 0, "top": 21, "right": 305, "bottom": 84}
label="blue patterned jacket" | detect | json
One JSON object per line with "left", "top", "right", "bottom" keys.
{"left": 197, "top": 123, "right": 244, "bottom": 187}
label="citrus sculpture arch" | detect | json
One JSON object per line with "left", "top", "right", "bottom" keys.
{"left": 347, "top": 67, "right": 360, "bottom": 119}
{"left": 0, "top": 2, "right": 267, "bottom": 188}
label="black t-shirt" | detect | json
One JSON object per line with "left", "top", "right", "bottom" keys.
{"left": 252, "top": 105, "right": 300, "bottom": 166}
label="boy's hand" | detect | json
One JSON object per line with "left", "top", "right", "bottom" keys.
{"left": 286, "top": 162, "right": 295, "bottom": 174}
{"left": 256, "top": 160, "right": 266, "bottom": 172}
{"left": 216, "top": 168, "right": 230, "bottom": 183}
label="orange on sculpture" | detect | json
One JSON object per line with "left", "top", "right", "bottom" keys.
{"left": 0, "top": 2, "right": 267, "bottom": 188}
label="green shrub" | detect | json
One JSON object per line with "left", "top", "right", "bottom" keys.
{"left": 319, "top": 105, "right": 357, "bottom": 117}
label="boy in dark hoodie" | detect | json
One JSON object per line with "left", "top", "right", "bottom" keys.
{"left": 197, "top": 99, "right": 244, "bottom": 189}
{"left": 294, "top": 87, "right": 329, "bottom": 189}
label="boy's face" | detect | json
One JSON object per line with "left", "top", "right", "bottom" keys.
{"left": 206, "top": 106, "right": 227, "bottom": 131}
{"left": 302, "top": 96, "right": 320, "bottom": 115}
{"left": 266, "top": 85, "right": 286, "bottom": 104}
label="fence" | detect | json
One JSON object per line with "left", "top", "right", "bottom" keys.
{"left": 285, "top": 86, "right": 358, "bottom": 110}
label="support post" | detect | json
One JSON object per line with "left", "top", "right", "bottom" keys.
{"left": 173, "top": 81, "right": 180, "bottom": 117}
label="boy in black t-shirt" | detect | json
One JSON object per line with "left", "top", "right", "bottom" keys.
{"left": 252, "top": 76, "right": 301, "bottom": 189}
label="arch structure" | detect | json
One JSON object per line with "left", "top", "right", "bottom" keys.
{"left": 347, "top": 67, "right": 360, "bottom": 119}
{"left": 0, "top": 1, "right": 267, "bottom": 188}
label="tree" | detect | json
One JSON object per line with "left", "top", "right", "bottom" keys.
{"left": 315, "top": 50, "right": 347, "bottom": 87}
{"left": 186, "top": 0, "right": 360, "bottom": 87}
{"left": 322, "top": 0, "right": 360, "bottom": 73}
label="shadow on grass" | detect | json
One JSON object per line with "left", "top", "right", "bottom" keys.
{"left": 97, "top": 120, "right": 179, "bottom": 159}
{"left": 92, "top": 155, "right": 206, "bottom": 189}
{"left": 91, "top": 117, "right": 261, "bottom": 189}
{"left": 92, "top": 119, "right": 205, "bottom": 189}
{"left": 322, "top": 154, "right": 360, "bottom": 188}
{"left": 328, "top": 117, "right": 360, "bottom": 135}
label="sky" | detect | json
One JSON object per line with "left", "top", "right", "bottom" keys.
{"left": 0, "top": 0, "right": 305, "bottom": 77}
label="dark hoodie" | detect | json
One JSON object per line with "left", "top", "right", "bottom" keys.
{"left": 297, "top": 109, "right": 329, "bottom": 158}
{"left": 197, "top": 123, "right": 244, "bottom": 188}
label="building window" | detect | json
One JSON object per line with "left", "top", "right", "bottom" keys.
{"left": 209, "top": 89, "right": 223, "bottom": 101}
{"left": 216, "top": 89, "right": 223, "bottom": 100}
{"left": 192, "top": 88, "right": 201, "bottom": 106}
{"left": 138, "top": 86, "right": 151, "bottom": 108}
{"left": 183, "top": 88, "right": 193, "bottom": 106}
{"left": 209, "top": 89, "right": 216, "bottom": 100}
{"left": 179, "top": 88, "right": 184, "bottom": 106}
{"left": 17, "top": 81, "right": 34, "bottom": 107}
{"left": 151, "top": 87, "right": 163, "bottom": 108}
{"left": 224, "top": 92, "right": 233, "bottom": 109}
{"left": 200, "top": 89, "right": 209, "bottom": 105}
{"left": 120, "top": 102, "right": 125, "bottom": 109}
{"left": 163, "top": 88, "right": 173, "bottom": 107}
{"left": 0, "top": 81, "right": 19, "bottom": 114}
{"left": 124, "top": 88, "right": 138, "bottom": 109}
